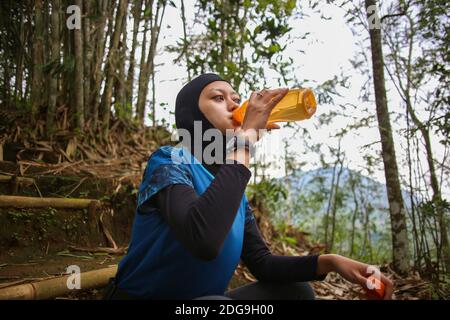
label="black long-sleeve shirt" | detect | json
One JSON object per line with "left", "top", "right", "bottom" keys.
{"left": 146, "top": 161, "right": 326, "bottom": 283}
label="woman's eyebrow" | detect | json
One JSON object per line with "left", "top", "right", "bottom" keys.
{"left": 209, "top": 88, "right": 240, "bottom": 97}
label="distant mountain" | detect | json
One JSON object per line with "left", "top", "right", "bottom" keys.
{"left": 277, "top": 167, "right": 413, "bottom": 236}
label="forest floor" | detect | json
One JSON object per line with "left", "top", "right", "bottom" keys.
{"left": 0, "top": 122, "right": 441, "bottom": 300}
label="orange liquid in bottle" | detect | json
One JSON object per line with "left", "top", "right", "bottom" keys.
{"left": 232, "top": 88, "right": 317, "bottom": 125}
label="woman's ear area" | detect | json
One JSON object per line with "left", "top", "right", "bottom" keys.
{"left": 198, "top": 81, "right": 215, "bottom": 114}
{"left": 197, "top": 82, "right": 215, "bottom": 114}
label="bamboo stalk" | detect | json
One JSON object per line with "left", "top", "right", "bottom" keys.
{"left": 0, "top": 195, "right": 99, "bottom": 209}
{"left": 0, "top": 175, "right": 35, "bottom": 185}
{"left": 0, "top": 265, "right": 117, "bottom": 300}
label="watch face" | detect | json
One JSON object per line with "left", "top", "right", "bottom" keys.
{"left": 225, "top": 136, "right": 236, "bottom": 154}
{"left": 226, "top": 136, "right": 235, "bottom": 148}
{"left": 225, "top": 135, "right": 255, "bottom": 157}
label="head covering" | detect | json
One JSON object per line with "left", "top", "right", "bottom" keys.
{"left": 175, "top": 73, "right": 232, "bottom": 175}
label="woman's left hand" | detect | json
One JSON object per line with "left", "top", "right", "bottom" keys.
{"left": 320, "top": 254, "right": 394, "bottom": 300}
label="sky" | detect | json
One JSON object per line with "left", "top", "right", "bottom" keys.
{"left": 136, "top": 1, "right": 449, "bottom": 200}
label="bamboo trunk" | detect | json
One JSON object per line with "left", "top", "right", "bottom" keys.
{"left": 114, "top": 12, "right": 127, "bottom": 110}
{"left": 74, "top": 0, "right": 85, "bottom": 130}
{"left": 125, "top": 0, "right": 142, "bottom": 107}
{"left": 135, "top": 24, "right": 149, "bottom": 123}
{"left": 101, "top": 0, "right": 128, "bottom": 139}
{"left": 0, "top": 195, "right": 99, "bottom": 209}
{"left": 47, "top": 0, "right": 61, "bottom": 136}
{"left": 0, "top": 266, "right": 117, "bottom": 300}
{"left": 136, "top": 0, "right": 166, "bottom": 125}
{"left": 0, "top": 175, "right": 35, "bottom": 185}
{"left": 90, "top": 0, "right": 109, "bottom": 130}
{"left": 31, "top": 0, "right": 45, "bottom": 117}
{"left": 83, "top": 0, "right": 92, "bottom": 123}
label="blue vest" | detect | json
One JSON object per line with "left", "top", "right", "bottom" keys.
{"left": 115, "top": 145, "right": 253, "bottom": 299}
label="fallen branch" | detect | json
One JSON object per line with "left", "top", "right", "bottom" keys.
{"left": 69, "top": 245, "right": 128, "bottom": 255}
{"left": 0, "top": 265, "right": 117, "bottom": 300}
{"left": 0, "top": 195, "right": 100, "bottom": 209}
{"left": 100, "top": 210, "right": 118, "bottom": 249}
{"left": 0, "top": 175, "right": 35, "bottom": 185}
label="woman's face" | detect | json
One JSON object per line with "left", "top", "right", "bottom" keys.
{"left": 198, "top": 81, "right": 241, "bottom": 134}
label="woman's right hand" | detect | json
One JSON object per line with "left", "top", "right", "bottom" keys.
{"left": 239, "top": 88, "right": 289, "bottom": 143}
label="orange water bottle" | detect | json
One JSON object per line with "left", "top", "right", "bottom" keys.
{"left": 232, "top": 88, "right": 317, "bottom": 125}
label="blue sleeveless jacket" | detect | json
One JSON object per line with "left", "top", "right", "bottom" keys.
{"left": 115, "top": 145, "right": 253, "bottom": 299}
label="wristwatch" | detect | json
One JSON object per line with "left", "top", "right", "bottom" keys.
{"left": 225, "top": 134, "right": 256, "bottom": 157}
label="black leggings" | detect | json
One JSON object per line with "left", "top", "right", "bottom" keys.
{"left": 194, "top": 281, "right": 315, "bottom": 300}
{"left": 104, "top": 278, "right": 315, "bottom": 300}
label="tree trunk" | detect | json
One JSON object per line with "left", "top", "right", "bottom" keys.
{"left": 14, "top": 13, "right": 25, "bottom": 100}
{"left": 114, "top": 11, "right": 128, "bottom": 113}
{"left": 61, "top": 6, "right": 71, "bottom": 114}
{"left": 362, "top": 203, "right": 374, "bottom": 261}
{"left": 47, "top": 0, "right": 60, "bottom": 137}
{"left": 349, "top": 170, "right": 359, "bottom": 257}
{"left": 3, "top": 62, "right": 9, "bottom": 108}
{"left": 236, "top": 2, "right": 247, "bottom": 91}
{"left": 180, "top": 0, "right": 191, "bottom": 81}
{"left": 90, "top": 0, "right": 109, "bottom": 131}
{"left": 31, "top": 0, "right": 45, "bottom": 118}
{"left": 83, "top": 0, "right": 92, "bottom": 125}
{"left": 73, "top": 0, "right": 84, "bottom": 130}
{"left": 324, "top": 163, "right": 337, "bottom": 253}
{"left": 100, "top": 0, "right": 128, "bottom": 139}
{"left": 365, "top": 0, "right": 410, "bottom": 275}
{"left": 136, "top": 0, "right": 155, "bottom": 125}
{"left": 125, "top": 0, "right": 142, "bottom": 108}
{"left": 43, "top": 0, "right": 51, "bottom": 108}
{"left": 136, "top": 0, "right": 166, "bottom": 126}
{"left": 135, "top": 14, "right": 149, "bottom": 123}
{"left": 151, "top": 62, "right": 156, "bottom": 125}
{"left": 330, "top": 156, "right": 345, "bottom": 253}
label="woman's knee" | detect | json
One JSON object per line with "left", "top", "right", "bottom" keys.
{"left": 193, "top": 295, "right": 232, "bottom": 300}
{"left": 225, "top": 281, "right": 316, "bottom": 300}
{"left": 291, "top": 282, "right": 315, "bottom": 300}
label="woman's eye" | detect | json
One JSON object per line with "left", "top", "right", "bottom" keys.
{"left": 213, "top": 95, "right": 240, "bottom": 104}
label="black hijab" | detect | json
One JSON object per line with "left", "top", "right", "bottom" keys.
{"left": 175, "top": 73, "right": 233, "bottom": 176}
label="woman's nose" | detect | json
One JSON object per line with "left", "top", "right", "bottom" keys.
{"left": 229, "top": 100, "right": 239, "bottom": 112}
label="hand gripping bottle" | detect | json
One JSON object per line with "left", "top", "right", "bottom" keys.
{"left": 232, "top": 88, "right": 317, "bottom": 125}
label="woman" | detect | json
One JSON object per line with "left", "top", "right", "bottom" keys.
{"left": 104, "top": 73, "right": 394, "bottom": 300}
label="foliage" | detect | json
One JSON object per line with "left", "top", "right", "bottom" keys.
{"left": 167, "top": 0, "right": 299, "bottom": 92}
